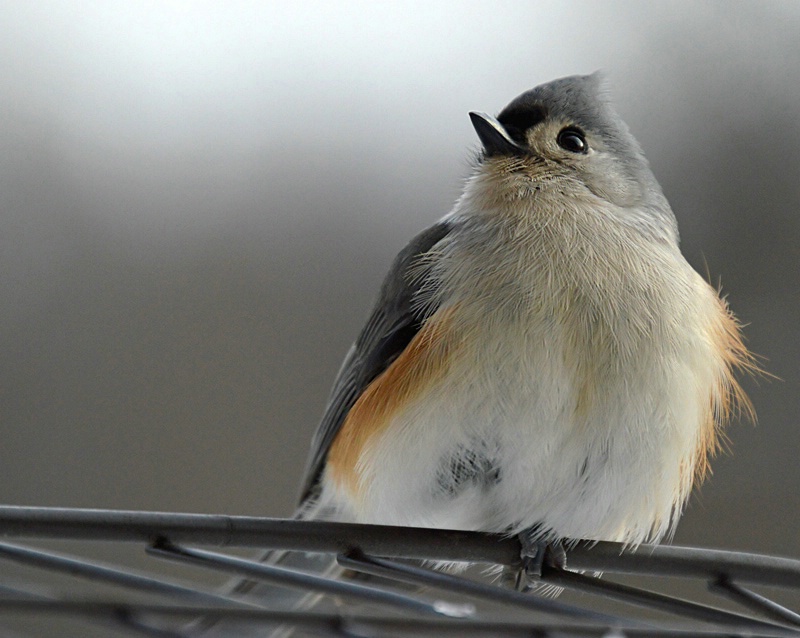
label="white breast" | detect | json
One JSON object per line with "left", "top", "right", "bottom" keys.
{"left": 351, "top": 306, "right": 718, "bottom": 544}
{"left": 321, "top": 191, "right": 730, "bottom": 546}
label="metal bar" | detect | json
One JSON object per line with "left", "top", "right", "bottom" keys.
{"left": 0, "top": 579, "right": 189, "bottom": 638}
{"left": 336, "top": 549, "right": 630, "bottom": 626}
{"left": 709, "top": 577, "right": 800, "bottom": 627}
{"left": 0, "top": 599, "right": 795, "bottom": 637}
{"left": 108, "top": 613, "right": 190, "bottom": 638}
{"left": 0, "top": 586, "right": 65, "bottom": 638}
{"left": 0, "top": 506, "right": 517, "bottom": 564}
{"left": 146, "top": 539, "right": 458, "bottom": 618}
{"left": 0, "top": 541, "right": 270, "bottom": 610}
{"left": 566, "top": 542, "right": 800, "bottom": 588}
{"left": 0, "top": 583, "right": 54, "bottom": 600}
{"left": 1, "top": 506, "right": 798, "bottom": 587}
{"left": 543, "top": 567, "right": 789, "bottom": 632}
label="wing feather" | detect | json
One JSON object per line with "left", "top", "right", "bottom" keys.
{"left": 298, "top": 220, "right": 453, "bottom": 502}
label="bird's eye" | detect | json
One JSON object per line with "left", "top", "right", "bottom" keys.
{"left": 557, "top": 128, "right": 588, "bottom": 154}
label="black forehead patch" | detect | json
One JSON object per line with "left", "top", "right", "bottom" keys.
{"left": 498, "top": 74, "right": 611, "bottom": 141}
{"left": 494, "top": 73, "right": 649, "bottom": 163}
{"left": 497, "top": 104, "right": 548, "bottom": 145}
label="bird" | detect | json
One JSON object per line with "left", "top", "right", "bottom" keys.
{"left": 206, "top": 72, "right": 753, "bottom": 635}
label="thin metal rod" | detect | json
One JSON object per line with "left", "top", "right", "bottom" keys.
{"left": 0, "top": 600, "right": 795, "bottom": 637}
{"left": 0, "top": 505, "right": 517, "bottom": 564}
{"left": 567, "top": 542, "right": 800, "bottom": 588}
{"left": 0, "top": 574, "right": 189, "bottom": 638}
{"left": 543, "top": 567, "right": 788, "bottom": 632}
{"left": 336, "top": 549, "right": 629, "bottom": 626}
{"left": 107, "top": 613, "right": 189, "bottom": 638}
{"left": 709, "top": 577, "right": 800, "bottom": 627}
{"left": 0, "top": 541, "right": 268, "bottom": 610}
{"left": 146, "top": 539, "right": 455, "bottom": 618}
{"left": 1, "top": 506, "right": 799, "bottom": 588}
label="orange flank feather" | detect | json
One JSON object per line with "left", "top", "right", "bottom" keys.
{"left": 327, "top": 306, "right": 461, "bottom": 498}
{"left": 695, "top": 293, "right": 757, "bottom": 484}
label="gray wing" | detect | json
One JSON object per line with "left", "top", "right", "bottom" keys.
{"left": 298, "top": 219, "right": 454, "bottom": 503}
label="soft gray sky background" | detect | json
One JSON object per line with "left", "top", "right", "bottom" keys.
{"left": 1, "top": 1, "right": 799, "bottom": 632}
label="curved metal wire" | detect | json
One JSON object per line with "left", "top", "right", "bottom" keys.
{"left": 0, "top": 505, "right": 797, "bottom": 637}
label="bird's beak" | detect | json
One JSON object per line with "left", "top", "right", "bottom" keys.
{"left": 469, "top": 112, "right": 525, "bottom": 156}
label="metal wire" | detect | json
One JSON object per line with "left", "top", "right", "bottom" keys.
{"left": 0, "top": 505, "right": 518, "bottom": 563}
{"left": 0, "top": 505, "right": 798, "bottom": 637}
{"left": 710, "top": 577, "right": 800, "bottom": 627}
{"left": 146, "top": 539, "right": 456, "bottom": 617}
{"left": 0, "top": 600, "right": 794, "bottom": 638}
{"left": 336, "top": 548, "right": 628, "bottom": 625}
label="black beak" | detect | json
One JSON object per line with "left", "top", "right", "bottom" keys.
{"left": 469, "top": 112, "right": 525, "bottom": 156}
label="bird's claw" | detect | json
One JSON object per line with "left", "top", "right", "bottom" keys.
{"left": 511, "top": 532, "right": 566, "bottom": 592}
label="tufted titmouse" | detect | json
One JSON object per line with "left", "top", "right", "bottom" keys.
{"left": 301, "top": 72, "right": 752, "bottom": 550}
{"left": 210, "top": 74, "right": 753, "bottom": 634}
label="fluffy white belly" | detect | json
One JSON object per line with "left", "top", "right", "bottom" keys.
{"left": 326, "top": 308, "right": 711, "bottom": 546}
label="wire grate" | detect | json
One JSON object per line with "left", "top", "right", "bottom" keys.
{"left": 0, "top": 505, "right": 798, "bottom": 637}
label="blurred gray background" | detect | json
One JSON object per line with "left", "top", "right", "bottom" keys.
{"left": 1, "top": 0, "right": 799, "bottom": 606}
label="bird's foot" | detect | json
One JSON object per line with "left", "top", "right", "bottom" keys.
{"left": 505, "top": 530, "right": 566, "bottom": 592}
